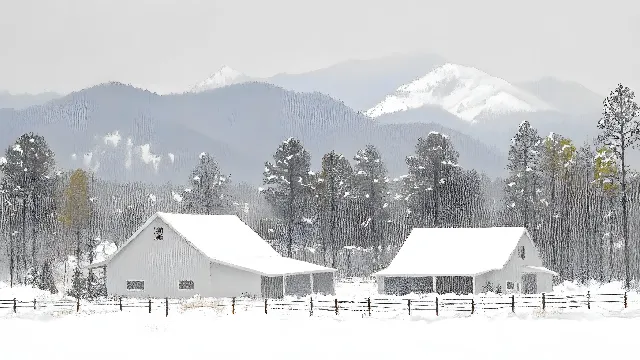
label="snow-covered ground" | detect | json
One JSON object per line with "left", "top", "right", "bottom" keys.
{"left": 2, "top": 307, "right": 640, "bottom": 359}
{"left": 1, "top": 278, "right": 640, "bottom": 358}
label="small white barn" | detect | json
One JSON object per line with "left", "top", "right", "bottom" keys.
{"left": 374, "top": 227, "right": 558, "bottom": 295}
{"left": 88, "top": 212, "right": 336, "bottom": 299}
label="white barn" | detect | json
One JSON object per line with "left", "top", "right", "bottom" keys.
{"left": 88, "top": 212, "right": 336, "bottom": 299}
{"left": 374, "top": 227, "right": 558, "bottom": 295}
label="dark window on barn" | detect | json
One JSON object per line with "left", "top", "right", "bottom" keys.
{"left": 506, "top": 281, "right": 514, "bottom": 290}
{"left": 127, "top": 280, "right": 144, "bottom": 291}
{"left": 518, "top": 245, "right": 525, "bottom": 259}
{"left": 154, "top": 227, "right": 164, "bottom": 241}
{"left": 179, "top": 280, "right": 194, "bottom": 290}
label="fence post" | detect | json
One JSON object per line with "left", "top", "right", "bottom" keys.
{"left": 408, "top": 299, "right": 411, "bottom": 316}
{"left": 542, "top": 293, "right": 546, "bottom": 311}
{"left": 165, "top": 297, "right": 169, "bottom": 317}
{"left": 435, "top": 297, "right": 439, "bottom": 316}
{"left": 76, "top": 297, "right": 80, "bottom": 312}
{"left": 264, "top": 298, "right": 268, "bottom": 315}
{"left": 119, "top": 297, "right": 122, "bottom": 311}
{"left": 148, "top": 299, "right": 151, "bottom": 313}
{"left": 471, "top": 298, "right": 475, "bottom": 314}
{"left": 367, "top": 297, "right": 371, "bottom": 317}
{"left": 587, "top": 291, "right": 591, "bottom": 310}
{"left": 33, "top": 299, "right": 36, "bottom": 310}
{"left": 232, "top": 297, "right": 236, "bottom": 315}
{"left": 13, "top": 298, "right": 16, "bottom": 313}
{"left": 511, "top": 295, "right": 515, "bottom": 313}
{"left": 334, "top": 299, "right": 338, "bottom": 315}
{"left": 624, "top": 292, "right": 628, "bottom": 309}
{"left": 309, "top": 297, "right": 313, "bottom": 316}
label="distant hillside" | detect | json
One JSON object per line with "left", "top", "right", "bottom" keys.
{"left": 0, "top": 82, "right": 506, "bottom": 185}
{"left": 0, "top": 91, "right": 61, "bottom": 110}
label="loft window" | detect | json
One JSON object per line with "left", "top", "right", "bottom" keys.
{"left": 506, "top": 281, "right": 514, "bottom": 290}
{"left": 518, "top": 245, "right": 526, "bottom": 259}
{"left": 179, "top": 280, "right": 194, "bottom": 290}
{"left": 154, "top": 227, "right": 164, "bottom": 241}
{"left": 127, "top": 280, "right": 144, "bottom": 291}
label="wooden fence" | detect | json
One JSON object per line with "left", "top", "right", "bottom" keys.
{"left": 0, "top": 292, "right": 634, "bottom": 318}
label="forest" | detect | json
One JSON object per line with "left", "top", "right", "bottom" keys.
{"left": 0, "top": 83, "right": 639, "bottom": 298}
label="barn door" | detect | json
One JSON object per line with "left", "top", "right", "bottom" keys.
{"left": 521, "top": 273, "right": 537, "bottom": 294}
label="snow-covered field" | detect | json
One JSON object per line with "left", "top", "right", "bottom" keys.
{"left": 2, "top": 307, "right": 639, "bottom": 359}
{"left": 1, "top": 278, "right": 639, "bottom": 359}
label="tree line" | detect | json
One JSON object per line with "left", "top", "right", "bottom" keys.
{"left": 0, "top": 83, "right": 639, "bottom": 295}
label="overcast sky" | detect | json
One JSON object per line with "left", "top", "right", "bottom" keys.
{"left": 1, "top": 0, "right": 639, "bottom": 95}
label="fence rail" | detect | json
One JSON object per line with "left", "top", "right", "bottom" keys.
{"left": 0, "top": 292, "right": 635, "bottom": 318}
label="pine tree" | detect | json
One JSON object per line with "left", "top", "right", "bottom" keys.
{"left": 597, "top": 84, "right": 640, "bottom": 290}
{"left": 68, "top": 267, "right": 86, "bottom": 299}
{"left": 0, "top": 133, "right": 56, "bottom": 283}
{"left": 403, "top": 132, "right": 459, "bottom": 227}
{"left": 262, "top": 138, "right": 314, "bottom": 257}
{"left": 316, "top": 150, "right": 354, "bottom": 267}
{"left": 505, "top": 121, "right": 542, "bottom": 232}
{"left": 353, "top": 145, "right": 389, "bottom": 270}
{"left": 182, "top": 153, "right": 232, "bottom": 215}
{"left": 39, "top": 259, "right": 58, "bottom": 294}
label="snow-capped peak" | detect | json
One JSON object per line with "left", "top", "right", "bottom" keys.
{"left": 189, "top": 66, "right": 250, "bottom": 93}
{"left": 365, "top": 63, "right": 553, "bottom": 123}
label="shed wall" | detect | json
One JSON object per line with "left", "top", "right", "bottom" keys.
{"left": 209, "top": 262, "right": 262, "bottom": 298}
{"left": 474, "top": 233, "right": 548, "bottom": 294}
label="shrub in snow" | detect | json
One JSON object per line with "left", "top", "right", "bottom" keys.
{"left": 481, "top": 281, "right": 494, "bottom": 293}
{"left": 67, "top": 268, "right": 86, "bottom": 299}
{"left": 39, "top": 260, "right": 58, "bottom": 294}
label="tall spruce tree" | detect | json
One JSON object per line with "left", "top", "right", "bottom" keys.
{"left": 597, "top": 83, "right": 640, "bottom": 290}
{"left": 182, "top": 152, "right": 231, "bottom": 215}
{"left": 353, "top": 145, "right": 389, "bottom": 270}
{"left": 262, "top": 138, "right": 314, "bottom": 258}
{"left": 505, "top": 121, "right": 542, "bottom": 232}
{"left": 0, "top": 133, "right": 56, "bottom": 284}
{"left": 403, "top": 132, "right": 459, "bottom": 227}
{"left": 316, "top": 150, "right": 354, "bottom": 267}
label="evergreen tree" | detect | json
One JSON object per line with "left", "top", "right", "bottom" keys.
{"left": 0, "top": 133, "right": 56, "bottom": 283}
{"left": 353, "top": 145, "right": 389, "bottom": 270}
{"left": 39, "top": 259, "right": 58, "bottom": 294}
{"left": 316, "top": 150, "right": 354, "bottom": 267}
{"left": 262, "top": 138, "right": 314, "bottom": 257}
{"left": 597, "top": 83, "right": 640, "bottom": 290}
{"left": 68, "top": 267, "right": 86, "bottom": 299}
{"left": 505, "top": 121, "right": 542, "bottom": 232}
{"left": 182, "top": 152, "right": 231, "bottom": 215}
{"left": 403, "top": 132, "right": 459, "bottom": 227}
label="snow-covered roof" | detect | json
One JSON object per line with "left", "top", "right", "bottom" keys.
{"left": 89, "top": 212, "right": 335, "bottom": 276}
{"left": 522, "top": 265, "right": 558, "bottom": 276}
{"left": 375, "top": 227, "right": 533, "bottom": 277}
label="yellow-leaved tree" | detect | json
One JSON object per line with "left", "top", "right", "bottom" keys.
{"left": 59, "top": 169, "right": 90, "bottom": 298}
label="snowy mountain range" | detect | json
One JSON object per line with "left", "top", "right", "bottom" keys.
{"left": 0, "top": 82, "right": 505, "bottom": 185}
{"left": 364, "top": 63, "right": 554, "bottom": 122}
{"left": 0, "top": 52, "right": 620, "bottom": 184}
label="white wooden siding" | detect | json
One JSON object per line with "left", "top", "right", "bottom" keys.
{"left": 209, "top": 262, "right": 261, "bottom": 298}
{"left": 106, "top": 217, "right": 212, "bottom": 298}
{"left": 474, "top": 233, "right": 552, "bottom": 294}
